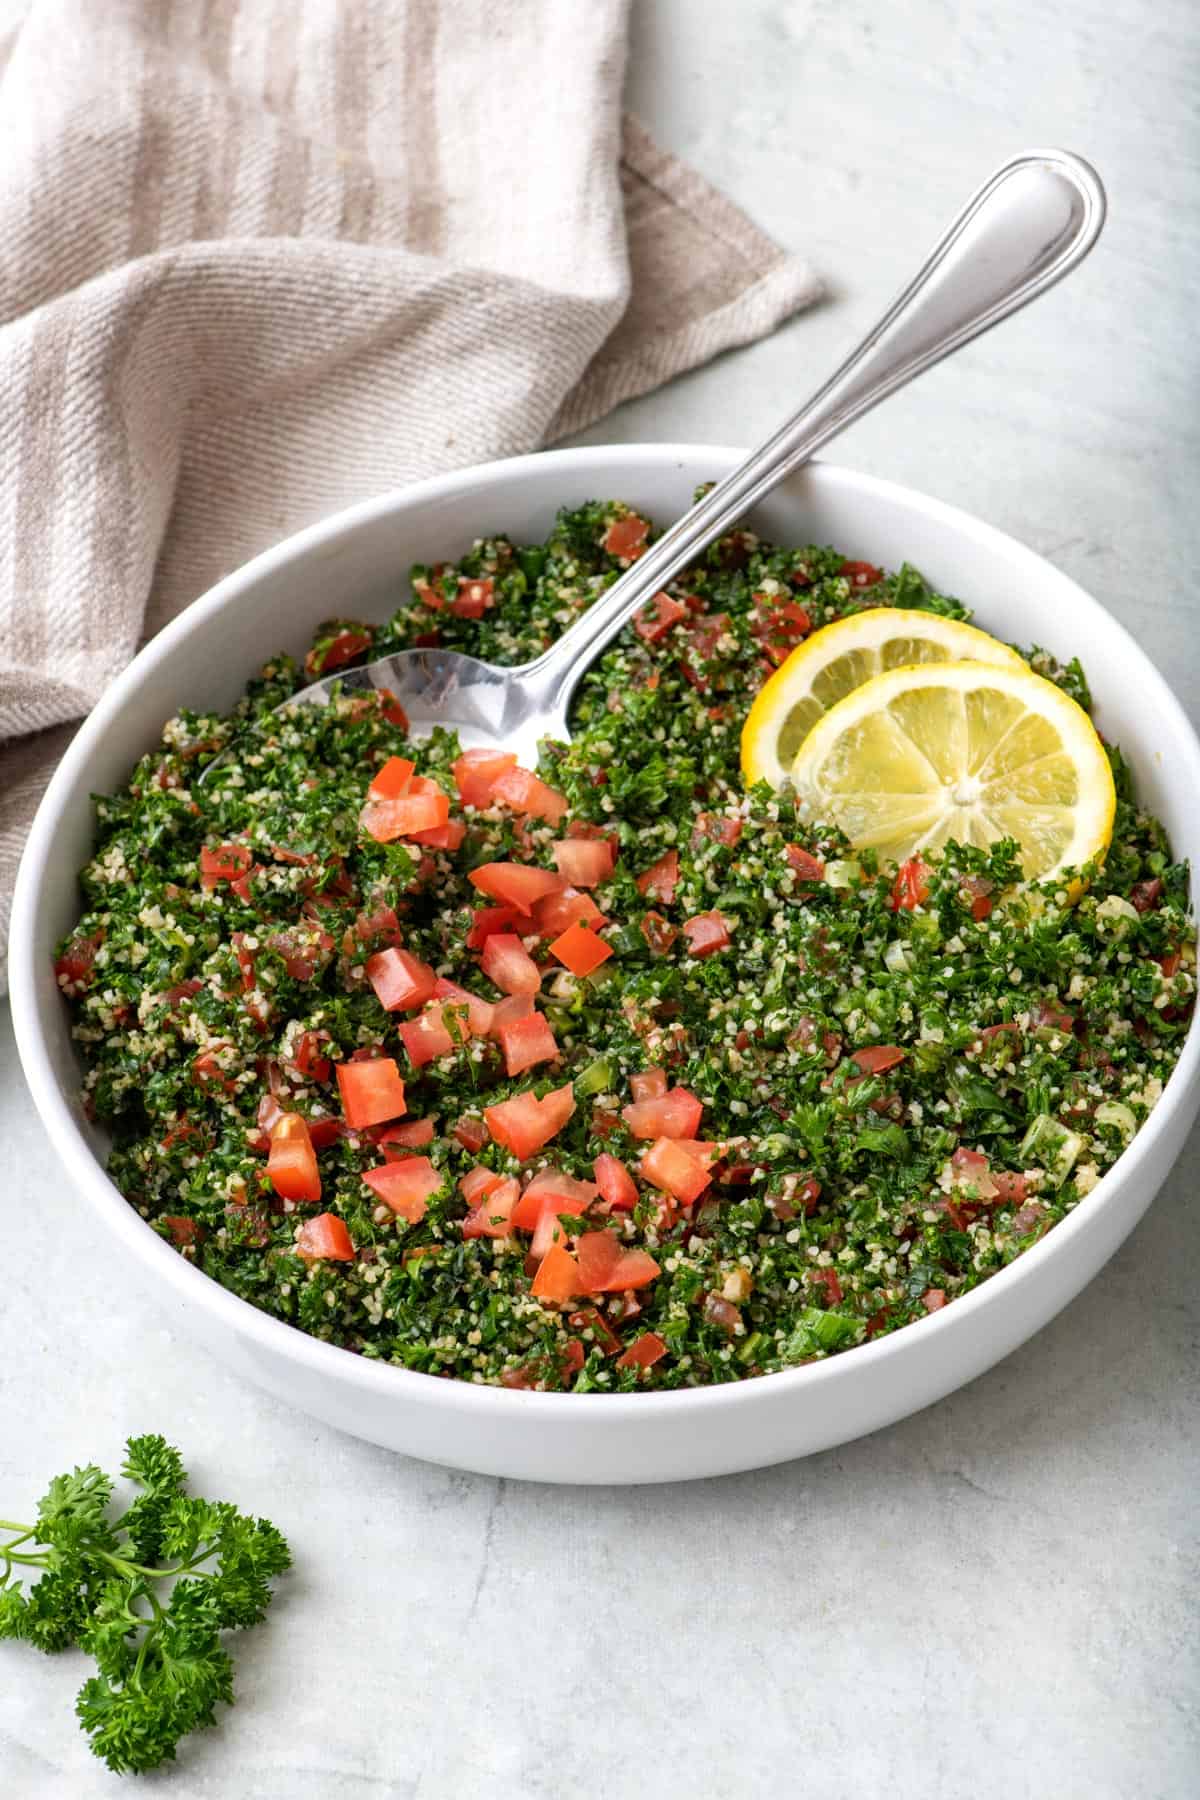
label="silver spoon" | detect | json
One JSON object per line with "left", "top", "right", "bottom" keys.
{"left": 285, "top": 149, "right": 1105, "bottom": 765}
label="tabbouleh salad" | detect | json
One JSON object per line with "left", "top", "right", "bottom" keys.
{"left": 56, "top": 499, "right": 1195, "bottom": 1392}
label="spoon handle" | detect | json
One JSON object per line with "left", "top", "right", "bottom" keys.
{"left": 518, "top": 147, "right": 1105, "bottom": 726}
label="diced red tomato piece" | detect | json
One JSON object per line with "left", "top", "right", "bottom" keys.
{"left": 634, "top": 592, "right": 688, "bottom": 644}
{"left": 640, "top": 1137, "right": 713, "bottom": 1204}
{"left": 850, "top": 1045, "right": 906, "bottom": 1076}
{"left": 469, "top": 862, "right": 564, "bottom": 914}
{"left": 336, "top": 1057, "right": 407, "bottom": 1129}
{"left": 397, "top": 1005, "right": 459, "bottom": 1068}
{"left": 487, "top": 993, "right": 536, "bottom": 1038}
{"left": 360, "top": 788, "right": 451, "bottom": 843}
{"left": 295, "top": 1212, "right": 355, "bottom": 1261}
{"left": 589, "top": 1247, "right": 661, "bottom": 1293}
{"left": 364, "top": 1155, "right": 441, "bottom": 1222}
{"left": 366, "top": 946, "right": 437, "bottom": 1012}
{"left": 575, "top": 1230, "right": 624, "bottom": 1292}
{"left": 451, "top": 575, "right": 496, "bottom": 618}
{"left": 308, "top": 1117, "right": 345, "bottom": 1151}
{"left": 840, "top": 559, "right": 883, "bottom": 589}
{"left": 891, "top": 856, "right": 932, "bottom": 912}
{"left": 922, "top": 1288, "right": 948, "bottom": 1312}
{"left": 621, "top": 1085, "right": 703, "bottom": 1140}
{"left": 453, "top": 1115, "right": 489, "bottom": 1154}
{"left": 466, "top": 904, "right": 522, "bottom": 949}
{"left": 453, "top": 749, "right": 519, "bottom": 809}
{"left": 603, "top": 515, "right": 649, "bottom": 557}
{"left": 305, "top": 628, "right": 373, "bottom": 679}
{"left": 485, "top": 1083, "right": 576, "bottom": 1160}
{"left": 267, "top": 1113, "right": 321, "bottom": 1203}
{"left": 431, "top": 976, "right": 495, "bottom": 1037}
{"left": 615, "top": 1331, "right": 668, "bottom": 1371}
{"left": 54, "top": 930, "right": 103, "bottom": 991}
{"left": 548, "top": 921, "right": 613, "bottom": 977}
{"left": 462, "top": 1175, "right": 520, "bottom": 1239}
{"left": 413, "top": 573, "right": 445, "bottom": 611}
{"left": 530, "top": 1205, "right": 573, "bottom": 1261}
{"left": 1159, "top": 951, "right": 1182, "bottom": 979}
{"left": 630, "top": 1069, "right": 668, "bottom": 1102}
{"left": 192, "top": 1049, "right": 236, "bottom": 1095}
{"left": 460, "top": 1166, "right": 504, "bottom": 1204}
{"left": 354, "top": 904, "right": 402, "bottom": 948}
{"left": 785, "top": 845, "right": 826, "bottom": 882}
{"left": 481, "top": 933, "right": 542, "bottom": 996}
{"left": 551, "top": 838, "right": 614, "bottom": 887}
{"left": 691, "top": 813, "right": 742, "bottom": 850}
{"left": 499, "top": 1011, "right": 559, "bottom": 1077}
{"left": 200, "top": 843, "right": 252, "bottom": 890}
{"left": 640, "top": 911, "right": 677, "bottom": 955}
{"left": 1131, "top": 877, "right": 1163, "bottom": 913}
{"left": 990, "top": 1171, "right": 1028, "bottom": 1205}
{"left": 531, "top": 886, "right": 606, "bottom": 937}
{"left": 368, "top": 756, "right": 415, "bottom": 801}
{"left": 378, "top": 688, "right": 409, "bottom": 729}
{"left": 636, "top": 849, "right": 679, "bottom": 904}
{"left": 408, "top": 818, "right": 467, "bottom": 852}
{"left": 490, "top": 766, "right": 569, "bottom": 826}
{"left": 290, "top": 1030, "right": 332, "bottom": 1083}
{"left": 593, "top": 1152, "right": 638, "bottom": 1211}
{"left": 958, "top": 873, "right": 994, "bottom": 921}
{"left": 162, "top": 1215, "right": 203, "bottom": 1247}
{"left": 266, "top": 925, "right": 334, "bottom": 982}
{"left": 377, "top": 1118, "right": 436, "bottom": 1152}
{"left": 512, "top": 1166, "right": 599, "bottom": 1229}
{"left": 682, "top": 911, "right": 732, "bottom": 958}
{"left": 531, "top": 1243, "right": 584, "bottom": 1301}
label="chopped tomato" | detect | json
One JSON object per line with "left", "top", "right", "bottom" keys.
{"left": 266, "top": 925, "right": 334, "bottom": 982}
{"left": 640, "top": 1137, "right": 713, "bottom": 1204}
{"left": 593, "top": 1152, "right": 638, "bottom": 1211}
{"left": 603, "top": 514, "right": 649, "bottom": 558}
{"left": 462, "top": 1174, "right": 520, "bottom": 1239}
{"left": 192, "top": 1049, "right": 236, "bottom": 1096}
{"left": 635, "top": 849, "right": 679, "bottom": 905}
{"left": 621, "top": 1085, "right": 703, "bottom": 1140}
{"left": 551, "top": 838, "right": 615, "bottom": 887}
{"left": 1159, "top": 950, "right": 1182, "bottom": 979}
{"left": 785, "top": 845, "right": 826, "bottom": 882}
{"left": 291, "top": 1030, "right": 332, "bottom": 1083}
{"left": 634, "top": 592, "right": 688, "bottom": 644}
{"left": 1131, "top": 877, "right": 1164, "bottom": 913}
{"left": 378, "top": 688, "right": 409, "bottom": 729}
{"left": 530, "top": 1205, "right": 573, "bottom": 1261}
{"left": 512, "top": 1165, "right": 599, "bottom": 1228}
{"left": 691, "top": 813, "right": 742, "bottom": 850}
{"left": 490, "top": 767, "right": 569, "bottom": 825}
{"left": 466, "top": 904, "right": 522, "bottom": 949}
{"left": 295, "top": 1212, "right": 355, "bottom": 1261}
{"left": 640, "top": 911, "right": 677, "bottom": 955}
{"left": 850, "top": 1045, "right": 906, "bottom": 1076}
{"left": 230, "top": 931, "right": 257, "bottom": 992}
{"left": 453, "top": 1115, "right": 489, "bottom": 1154}
{"left": 481, "top": 933, "right": 542, "bottom": 996}
{"left": 548, "top": 921, "right": 613, "bottom": 977}
{"left": 484, "top": 1082, "right": 576, "bottom": 1159}
{"left": 377, "top": 1118, "right": 436, "bottom": 1151}
{"left": 531, "top": 1243, "right": 583, "bottom": 1301}
{"left": 360, "top": 786, "right": 450, "bottom": 843}
{"left": 366, "top": 946, "right": 437, "bottom": 1011}
{"left": 267, "top": 1113, "right": 321, "bottom": 1203}
{"left": 199, "top": 843, "right": 252, "bottom": 890}
{"left": 630, "top": 1069, "right": 667, "bottom": 1102}
{"left": 808, "top": 1267, "right": 843, "bottom": 1306}
{"left": 335, "top": 1057, "right": 407, "bottom": 1129}
{"left": 460, "top": 1166, "right": 504, "bottom": 1205}
{"left": 304, "top": 628, "right": 373, "bottom": 679}
{"left": 499, "top": 1011, "right": 559, "bottom": 1076}
{"left": 840, "top": 559, "right": 883, "bottom": 589}
{"left": 452, "top": 575, "right": 496, "bottom": 618}
{"left": 364, "top": 1156, "right": 441, "bottom": 1222}
{"left": 575, "top": 1230, "right": 624, "bottom": 1291}
{"left": 959, "top": 873, "right": 994, "bottom": 920}
{"left": 531, "top": 886, "right": 606, "bottom": 937}
{"left": 990, "top": 1170, "right": 1028, "bottom": 1205}
{"left": 54, "top": 930, "right": 102, "bottom": 990}
{"left": 413, "top": 573, "right": 445, "bottom": 610}
{"left": 397, "top": 1005, "right": 458, "bottom": 1068}
{"left": 453, "top": 749, "right": 519, "bottom": 808}
{"left": 487, "top": 993, "right": 536, "bottom": 1037}
{"left": 408, "top": 818, "right": 467, "bottom": 852}
{"left": 354, "top": 904, "right": 402, "bottom": 949}
{"left": 469, "top": 862, "right": 564, "bottom": 915}
{"left": 615, "top": 1331, "right": 667, "bottom": 1371}
{"left": 587, "top": 1245, "right": 660, "bottom": 1293}
{"left": 431, "top": 976, "right": 495, "bottom": 1037}
{"left": 890, "top": 857, "right": 932, "bottom": 912}
{"left": 162, "top": 1215, "right": 203, "bottom": 1248}
{"left": 682, "top": 911, "right": 731, "bottom": 958}
{"left": 368, "top": 756, "right": 416, "bottom": 801}
{"left": 922, "top": 1288, "right": 947, "bottom": 1312}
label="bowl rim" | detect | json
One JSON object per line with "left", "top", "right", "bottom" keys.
{"left": 11, "top": 444, "right": 1200, "bottom": 1424}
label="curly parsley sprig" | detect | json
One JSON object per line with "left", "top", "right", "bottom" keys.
{"left": 0, "top": 1435, "right": 290, "bottom": 1774}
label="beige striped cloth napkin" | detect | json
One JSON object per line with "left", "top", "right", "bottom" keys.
{"left": 0, "top": 0, "right": 820, "bottom": 989}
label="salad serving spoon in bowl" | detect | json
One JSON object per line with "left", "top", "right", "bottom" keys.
{"left": 277, "top": 149, "right": 1106, "bottom": 767}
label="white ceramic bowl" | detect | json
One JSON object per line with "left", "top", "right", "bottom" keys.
{"left": 11, "top": 448, "right": 1200, "bottom": 1484}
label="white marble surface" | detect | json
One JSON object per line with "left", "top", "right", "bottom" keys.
{"left": 3, "top": 2, "right": 1198, "bottom": 1794}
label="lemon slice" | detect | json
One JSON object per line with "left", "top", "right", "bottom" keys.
{"left": 742, "top": 608, "right": 1027, "bottom": 789}
{"left": 789, "top": 660, "right": 1115, "bottom": 883}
